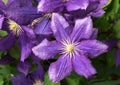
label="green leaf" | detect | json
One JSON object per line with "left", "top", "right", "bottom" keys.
{"left": 64, "top": 72, "right": 87, "bottom": 85}
{"left": 89, "top": 80, "right": 120, "bottom": 85}
{"left": 114, "top": 19, "right": 120, "bottom": 39}
{"left": 44, "top": 73, "right": 60, "bottom": 85}
{"left": 0, "top": 76, "right": 4, "bottom": 85}
{"left": 9, "top": 44, "right": 20, "bottom": 60}
{"left": 0, "top": 30, "right": 8, "bottom": 37}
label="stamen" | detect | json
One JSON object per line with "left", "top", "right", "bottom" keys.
{"left": 33, "top": 80, "right": 42, "bottom": 85}
{"left": 31, "top": 13, "right": 52, "bottom": 27}
{"left": 8, "top": 19, "right": 23, "bottom": 36}
{"left": 66, "top": 44, "right": 74, "bottom": 53}
{"left": 60, "top": 38, "right": 78, "bottom": 58}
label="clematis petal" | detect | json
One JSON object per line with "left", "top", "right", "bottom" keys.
{"left": 66, "top": 0, "right": 89, "bottom": 11}
{"left": 30, "top": 64, "right": 44, "bottom": 81}
{"left": 11, "top": 74, "right": 32, "bottom": 85}
{"left": 18, "top": 33, "right": 32, "bottom": 62}
{"left": 72, "top": 55, "right": 96, "bottom": 78}
{"left": 79, "top": 40, "right": 108, "bottom": 58}
{"left": 34, "top": 18, "right": 52, "bottom": 35}
{"left": 99, "top": 0, "right": 109, "bottom": 7}
{"left": 70, "top": 16, "right": 93, "bottom": 42}
{"left": 0, "top": 33, "right": 16, "bottom": 50}
{"left": 17, "top": 61, "right": 31, "bottom": 76}
{"left": 22, "top": 26, "right": 36, "bottom": 39}
{"left": 90, "top": 28, "right": 98, "bottom": 39}
{"left": 48, "top": 55, "right": 72, "bottom": 82}
{"left": 32, "top": 39, "right": 60, "bottom": 60}
{"left": 0, "top": 0, "right": 5, "bottom": 10}
{"left": 51, "top": 13, "right": 69, "bottom": 41}
{"left": 91, "top": 9, "right": 105, "bottom": 17}
{"left": 37, "top": 0, "right": 63, "bottom": 12}
{"left": 6, "top": 7, "right": 41, "bottom": 25}
{"left": 0, "top": 15, "right": 4, "bottom": 29}
{"left": 7, "top": 0, "right": 33, "bottom": 8}
{"left": 0, "top": 54, "right": 15, "bottom": 65}
{"left": 115, "top": 48, "right": 120, "bottom": 66}
{"left": 6, "top": 0, "right": 41, "bottom": 25}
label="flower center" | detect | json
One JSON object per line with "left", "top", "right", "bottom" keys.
{"left": 66, "top": 44, "right": 74, "bottom": 53}
{"left": 33, "top": 80, "right": 42, "bottom": 85}
{"left": 8, "top": 19, "right": 23, "bottom": 36}
{"left": 60, "top": 38, "right": 79, "bottom": 57}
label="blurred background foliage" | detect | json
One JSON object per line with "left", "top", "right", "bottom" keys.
{"left": 0, "top": 0, "right": 120, "bottom": 85}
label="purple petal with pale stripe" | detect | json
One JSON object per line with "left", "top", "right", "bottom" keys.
{"left": 34, "top": 18, "right": 52, "bottom": 35}
{"left": 32, "top": 39, "right": 59, "bottom": 60}
{"left": 72, "top": 54, "right": 96, "bottom": 78}
{"left": 79, "top": 40, "right": 108, "bottom": 58}
{"left": 70, "top": 16, "right": 93, "bottom": 42}
{"left": 51, "top": 13, "right": 69, "bottom": 41}
{"left": 48, "top": 55, "right": 72, "bottom": 82}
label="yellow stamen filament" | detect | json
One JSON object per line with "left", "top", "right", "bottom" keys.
{"left": 8, "top": 19, "right": 23, "bottom": 36}
{"left": 33, "top": 80, "right": 42, "bottom": 85}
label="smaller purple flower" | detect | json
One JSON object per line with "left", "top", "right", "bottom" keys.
{"left": 0, "top": 18, "right": 36, "bottom": 62}
{"left": 11, "top": 64, "right": 44, "bottom": 85}
{"left": 32, "top": 13, "right": 108, "bottom": 82}
{"left": 37, "top": 0, "right": 89, "bottom": 12}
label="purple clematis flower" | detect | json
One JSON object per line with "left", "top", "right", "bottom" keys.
{"left": 37, "top": 0, "right": 108, "bottom": 18}
{"left": 37, "top": 0, "right": 89, "bottom": 12}
{"left": 11, "top": 64, "right": 44, "bottom": 85}
{"left": 32, "top": 13, "right": 108, "bottom": 82}
{"left": 0, "top": 18, "right": 36, "bottom": 62}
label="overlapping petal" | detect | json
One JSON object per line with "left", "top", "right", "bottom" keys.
{"left": 72, "top": 54, "right": 96, "bottom": 78}
{"left": 66, "top": 0, "right": 89, "bottom": 11}
{"left": 37, "top": 0, "right": 63, "bottom": 12}
{"left": 17, "top": 61, "right": 31, "bottom": 76}
{"left": 48, "top": 55, "right": 72, "bottom": 82}
{"left": 34, "top": 18, "right": 52, "bottom": 35}
{"left": 32, "top": 39, "right": 60, "bottom": 60}
{"left": 18, "top": 33, "right": 32, "bottom": 62}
